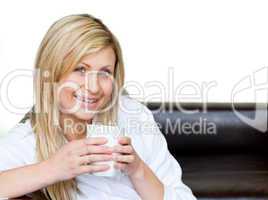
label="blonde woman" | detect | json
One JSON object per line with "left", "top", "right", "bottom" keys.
{"left": 0, "top": 14, "right": 196, "bottom": 200}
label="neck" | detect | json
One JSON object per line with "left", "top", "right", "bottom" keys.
{"left": 59, "top": 112, "right": 92, "bottom": 141}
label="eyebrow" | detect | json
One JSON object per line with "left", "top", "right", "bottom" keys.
{"left": 81, "top": 62, "right": 112, "bottom": 68}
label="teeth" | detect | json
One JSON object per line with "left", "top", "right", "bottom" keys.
{"left": 74, "top": 94, "right": 98, "bottom": 104}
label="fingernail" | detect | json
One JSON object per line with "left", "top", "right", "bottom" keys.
{"left": 102, "top": 138, "right": 108, "bottom": 142}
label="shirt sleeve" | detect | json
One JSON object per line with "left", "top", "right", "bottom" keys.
{"left": 141, "top": 106, "right": 197, "bottom": 200}
{"left": 0, "top": 144, "right": 34, "bottom": 199}
{"left": 0, "top": 141, "right": 26, "bottom": 172}
{"left": 0, "top": 129, "right": 35, "bottom": 198}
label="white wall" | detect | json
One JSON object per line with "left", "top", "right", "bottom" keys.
{"left": 0, "top": 0, "right": 268, "bottom": 133}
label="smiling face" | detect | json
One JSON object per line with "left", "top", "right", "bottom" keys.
{"left": 57, "top": 45, "right": 116, "bottom": 123}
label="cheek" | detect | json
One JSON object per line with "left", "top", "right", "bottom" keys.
{"left": 58, "top": 87, "right": 75, "bottom": 109}
{"left": 57, "top": 74, "right": 82, "bottom": 108}
{"left": 99, "top": 80, "right": 113, "bottom": 97}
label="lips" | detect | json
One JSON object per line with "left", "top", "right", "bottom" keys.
{"left": 74, "top": 94, "right": 99, "bottom": 104}
{"left": 74, "top": 94, "right": 99, "bottom": 110}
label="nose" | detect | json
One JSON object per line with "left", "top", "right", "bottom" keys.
{"left": 85, "top": 71, "right": 100, "bottom": 94}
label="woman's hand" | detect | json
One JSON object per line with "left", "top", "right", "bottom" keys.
{"left": 44, "top": 137, "right": 113, "bottom": 183}
{"left": 113, "top": 136, "right": 164, "bottom": 200}
{"left": 113, "top": 136, "right": 145, "bottom": 179}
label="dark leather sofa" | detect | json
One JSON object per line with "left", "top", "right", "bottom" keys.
{"left": 145, "top": 102, "right": 268, "bottom": 200}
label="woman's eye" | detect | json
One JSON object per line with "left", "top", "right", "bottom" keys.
{"left": 99, "top": 70, "right": 112, "bottom": 77}
{"left": 103, "top": 69, "right": 112, "bottom": 75}
{"left": 73, "top": 67, "right": 112, "bottom": 77}
{"left": 74, "top": 66, "right": 87, "bottom": 74}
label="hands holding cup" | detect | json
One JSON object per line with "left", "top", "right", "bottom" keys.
{"left": 43, "top": 124, "right": 144, "bottom": 184}
{"left": 113, "top": 136, "right": 145, "bottom": 178}
{"left": 87, "top": 125, "right": 145, "bottom": 178}
{"left": 43, "top": 137, "right": 114, "bottom": 183}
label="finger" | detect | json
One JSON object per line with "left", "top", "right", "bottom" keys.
{"left": 79, "top": 154, "right": 113, "bottom": 165}
{"left": 118, "top": 136, "right": 131, "bottom": 145}
{"left": 113, "top": 154, "right": 135, "bottom": 163}
{"left": 77, "top": 145, "right": 113, "bottom": 156}
{"left": 85, "top": 137, "right": 108, "bottom": 145}
{"left": 69, "top": 137, "right": 108, "bottom": 149}
{"left": 113, "top": 145, "right": 133, "bottom": 154}
{"left": 114, "top": 162, "right": 127, "bottom": 171}
{"left": 80, "top": 164, "right": 110, "bottom": 174}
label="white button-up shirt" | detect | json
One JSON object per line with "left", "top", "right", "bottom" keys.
{"left": 0, "top": 95, "right": 196, "bottom": 200}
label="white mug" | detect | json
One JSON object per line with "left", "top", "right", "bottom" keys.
{"left": 86, "top": 124, "right": 122, "bottom": 177}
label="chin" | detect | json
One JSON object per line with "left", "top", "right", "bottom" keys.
{"left": 74, "top": 110, "right": 96, "bottom": 122}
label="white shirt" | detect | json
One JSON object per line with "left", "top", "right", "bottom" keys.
{"left": 0, "top": 95, "right": 196, "bottom": 200}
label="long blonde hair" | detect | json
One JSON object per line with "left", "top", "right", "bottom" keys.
{"left": 27, "top": 14, "right": 125, "bottom": 200}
